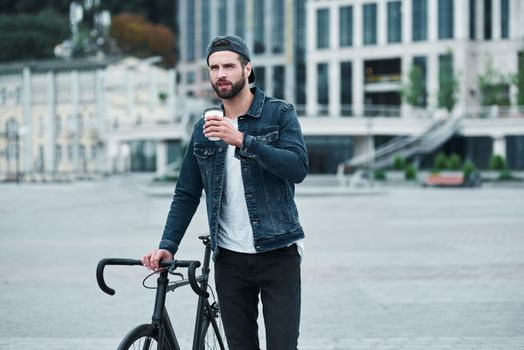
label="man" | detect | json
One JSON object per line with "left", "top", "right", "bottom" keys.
{"left": 142, "top": 35, "right": 308, "bottom": 350}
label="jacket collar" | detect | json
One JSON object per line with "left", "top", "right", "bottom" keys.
{"left": 245, "top": 87, "right": 265, "bottom": 118}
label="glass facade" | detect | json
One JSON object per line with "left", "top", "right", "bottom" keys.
{"left": 484, "top": 0, "right": 492, "bottom": 40}
{"left": 186, "top": 0, "right": 195, "bottom": 61}
{"left": 272, "top": 0, "right": 285, "bottom": 53}
{"left": 201, "top": 0, "right": 210, "bottom": 58}
{"left": 304, "top": 136, "right": 353, "bottom": 174}
{"left": 501, "top": 0, "right": 509, "bottom": 39}
{"left": 273, "top": 66, "right": 285, "bottom": 99}
{"left": 507, "top": 136, "right": 524, "bottom": 169}
{"left": 387, "top": 1, "right": 402, "bottom": 43}
{"left": 254, "top": 66, "right": 266, "bottom": 91}
{"left": 130, "top": 141, "right": 157, "bottom": 172}
{"left": 469, "top": 0, "right": 476, "bottom": 40}
{"left": 316, "top": 8, "right": 330, "bottom": 49}
{"left": 254, "top": 0, "right": 265, "bottom": 53}
{"left": 413, "top": 0, "right": 428, "bottom": 41}
{"left": 317, "top": 63, "right": 329, "bottom": 115}
{"left": 235, "top": 0, "right": 245, "bottom": 38}
{"left": 438, "top": 0, "right": 454, "bottom": 39}
{"left": 363, "top": 3, "right": 377, "bottom": 45}
{"left": 339, "top": 6, "right": 353, "bottom": 47}
{"left": 340, "top": 61, "right": 352, "bottom": 116}
{"left": 218, "top": 0, "right": 227, "bottom": 35}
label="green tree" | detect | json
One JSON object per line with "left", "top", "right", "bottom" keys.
{"left": 478, "top": 57, "right": 512, "bottom": 106}
{"left": 0, "top": 9, "right": 69, "bottom": 62}
{"left": 392, "top": 155, "right": 405, "bottom": 170}
{"left": 401, "top": 65, "right": 426, "bottom": 107}
{"left": 489, "top": 154, "right": 508, "bottom": 170}
{"left": 438, "top": 52, "right": 459, "bottom": 112}
{"left": 405, "top": 163, "right": 417, "bottom": 181}
{"left": 433, "top": 152, "right": 448, "bottom": 171}
{"left": 448, "top": 153, "right": 462, "bottom": 170}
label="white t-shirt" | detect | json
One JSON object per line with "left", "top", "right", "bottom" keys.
{"left": 217, "top": 118, "right": 304, "bottom": 258}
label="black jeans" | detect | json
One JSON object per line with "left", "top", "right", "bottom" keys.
{"left": 214, "top": 244, "right": 301, "bottom": 350}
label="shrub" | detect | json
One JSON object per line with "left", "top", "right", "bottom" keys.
{"left": 433, "top": 152, "right": 448, "bottom": 171}
{"left": 463, "top": 160, "right": 476, "bottom": 179}
{"left": 498, "top": 169, "right": 514, "bottom": 181}
{"left": 448, "top": 153, "right": 462, "bottom": 170}
{"left": 392, "top": 155, "right": 405, "bottom": 170}
{"left": 489, "top": 154, "right": 508, "bottom": 170}
{"left": 373, "top": 169, "right": 386, "bottom": 181}
{"left": 405, "top": 163, "right": 417, "bottom": 180}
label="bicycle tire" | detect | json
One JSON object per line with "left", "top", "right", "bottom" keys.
{"left": 117, "top": 324, "right": 173, "bottom": 350}
{"left": 197, "top": 308, "right": 228, "bottom": 350}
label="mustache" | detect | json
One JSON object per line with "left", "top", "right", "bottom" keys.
{"left": 215, "top": 79, "right": 231, "bottom": 85}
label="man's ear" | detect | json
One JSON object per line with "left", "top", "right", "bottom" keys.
{"left": 245, "top": 63, "right": 253, "bottom": 80}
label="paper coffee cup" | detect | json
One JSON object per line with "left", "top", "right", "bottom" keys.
{"left": 204, "top": 107, "right": 224, "bottom": 141}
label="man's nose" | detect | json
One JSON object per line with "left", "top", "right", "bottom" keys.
{"left": 217, "top": 68, "right": 227, "bottom": 78}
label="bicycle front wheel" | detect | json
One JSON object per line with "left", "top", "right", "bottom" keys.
{"left": 198, "top": 304, "right": 228, "bottom": 350}
{"left": 118, "top": 324, "right": 173, "bottom": 350}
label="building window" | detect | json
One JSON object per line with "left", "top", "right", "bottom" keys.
{"left": 413, "top": 56, "right": 428, "bottom": 107}
{"left": 218, "top": 0, "right": 227, "bottom": 35}
{"left": 186, "top": 0, "right": 195, "bottom": 61}
{"left": 317, "top": 63, "right": 329, "bottom": 115}
{"left": 273, "top": 66, "right": 285, "bottom": 99}
{"left": 295, "top": 62, "right": 306, "bottom": 107}
{"left": 363, "top": 3, "right": 377, "bottom": 45}
{"left": 387, "top": 1, "right": 402, "bottom": 43}
{"left": 235, "top": 0, "right": 245, "bottom": 38}
{"left": 78, "top": 115, "right": 84, "bottom": 136}
{"left": 55, "top": 144, "right": 62, "bottom": 164}
{"left": 501, "top": 0, "right": 509, "bottom": 39}
{"left": 201, "top": 0, "right": 210, "bottom": 58}
{"left": 413, "top": 0, "right": 427, "bottom": 41}
{"left": 316, "top": 8, "right": 330, "bottom": 49}
{"left": 339, "top": 6, "right": 353, "bottom": 47}
{"left": 254, "top": 0, "right": 265, "bottom": 53}
{"left": 484, "top": 0, "right": 492, "bottom": 39}
{"left": 254, "top": 66, "right": 266, "bottom": 91}
{"left": 272, "top": 0, "right": 285, "bottom": 53}
{"left": 56, "top": 115, "right": 62, "bottom": 136}
{"left": 340, "top": 61, "right": 353, "bottom": 116}
{"left": 91, "top": 145, "right": 97, "bottom": 160}
{"left": 438, "top": 0, "right": 454, "bottom": 39}
{"left": 0, "top": 87, "right": 6, "bottom": 105}
{"left": 469, "top": 0, "right": 476, "bottom": 40}
{"left": 186, "top": 71, "right": 195, "bottom": 84}
{"left": 68, "top": 145, "right": 73, "bottom": 161}
{"left": 79, "top": 145, "right": 85, "bottom": 161}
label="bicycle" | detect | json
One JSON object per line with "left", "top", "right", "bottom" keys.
{"left": 97, "top": 235, "right": 228, "bottom": 350}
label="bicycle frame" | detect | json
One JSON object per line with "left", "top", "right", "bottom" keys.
{"left": 96, "top": 235, "right": 226, "bottom": 350}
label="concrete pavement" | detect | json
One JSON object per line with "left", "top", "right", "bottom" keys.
{"left": 1, "top": 175, "right": 523, "bottom": 349}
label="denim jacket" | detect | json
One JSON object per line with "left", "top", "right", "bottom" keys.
{"left": 159, "top": 88, "right": 308, "bottom": 256}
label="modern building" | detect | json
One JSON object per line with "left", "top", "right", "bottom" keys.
{"left": 175, "top": 0, "right": 307, "bottom": 110}
{"left": 0, "top": 57, "right": 191, "bottom": 181}
{"left": 303, "top": 0, "right": 524, "bottom": 172}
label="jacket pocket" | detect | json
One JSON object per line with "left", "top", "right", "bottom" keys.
{"left": 193, "top": 144, "right": 217, "bottom": 175}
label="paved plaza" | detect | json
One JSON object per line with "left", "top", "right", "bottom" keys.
{"left": 0, "top": 175, "right": 523, "bottom": 349}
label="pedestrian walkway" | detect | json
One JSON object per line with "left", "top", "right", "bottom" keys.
{"left": 1, "top": 176, "right": 523, "bottom": 349}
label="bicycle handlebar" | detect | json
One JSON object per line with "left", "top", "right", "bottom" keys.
{"left": 96, "top": 258, "right": 209, "bottom": 298}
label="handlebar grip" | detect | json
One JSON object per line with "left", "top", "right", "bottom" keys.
{"left": 96, "top": 258, "right": 142, "bottom": 295}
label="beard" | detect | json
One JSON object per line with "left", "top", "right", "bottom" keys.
{"left": 211, "top": 73, "right": 246, "bottom": 99}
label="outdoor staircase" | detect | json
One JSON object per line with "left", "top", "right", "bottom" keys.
{"left": 337, "top": 112, "right": 463, "bottom": 182}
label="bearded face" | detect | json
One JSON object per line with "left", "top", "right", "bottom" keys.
{"left": 211, "top": 71, "right": 246, "bottom": 99}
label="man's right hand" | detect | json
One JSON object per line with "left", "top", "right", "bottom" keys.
{"left": 142, "top": 249, "right": 173, "bottom": 271}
